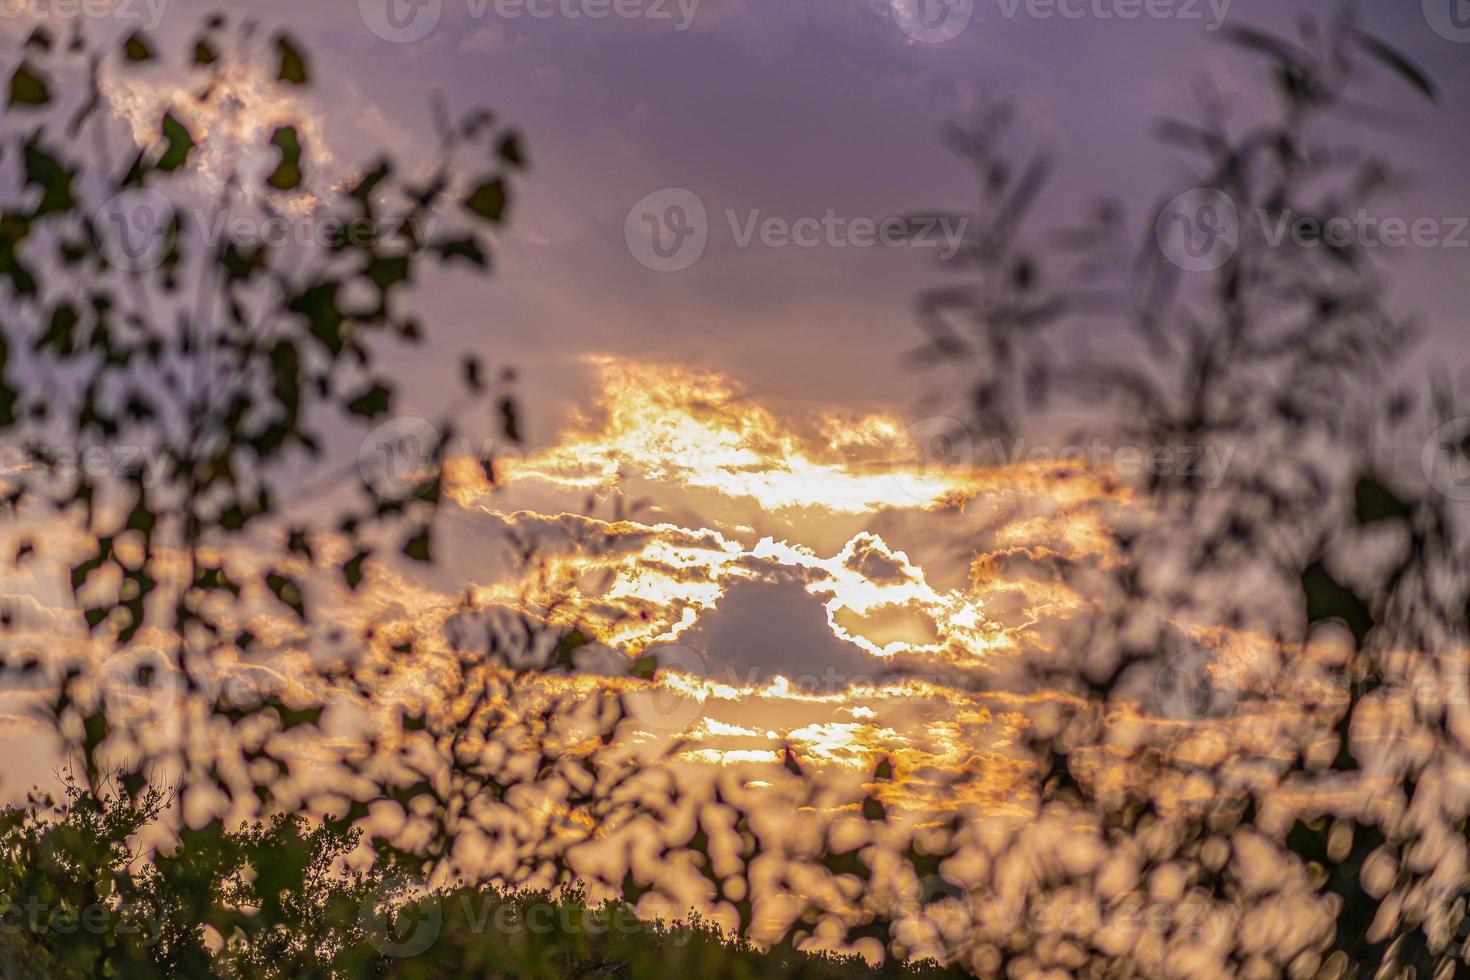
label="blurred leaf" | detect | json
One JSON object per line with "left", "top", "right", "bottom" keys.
{"left": 123, "top": 32, "right": 154, "bottom": 63}
{"left": 1347, "top": 27, "right": 1436, "bottom": 102}
{"left": 9, "top": 62, "right": 50, "bottom": 107}
{"left": 346, "top": 383, "right": 391, "bottom": 418}
{"left": 342, "top": 550, "right": 370, "bottom": 590}
{"left": 464, "top": 178, "right": 508, "bottom": 223}
{"left": 435, "top": 236, "right": 488, "bottom": 268}
{"left": 498, "top": 131, "right": 526, "bottom": 168}
{"left": 1354, "top": 474, "right": 1410, "bottom": 524}
{"left": 266, "top": 126, "right": 302, "bottom": 190}
{"left": 272, "top": 702, "right": 323, "bottom": 730}
{"left": 365, "top": 255, "right": 409, "bottom": 291}
{"left": 500, "top": 397, "right": 519, "bottom": 442}
{"left": 401, "top": 528, "right": 430, "bottom": 563}
{"left": 266, "top": 572, "right": 305, "bottom": 618}
{"left": 1302, "top": 562, "right": 1373, "bottom": 646}
{"left": 158, "top": 112, "right": 195, "bottom": 171}
{"left": 275, "top": 33, "right": 309, "bottom": 85}
{"left": 83, "top": 711, "right": 109, "bottom": 753}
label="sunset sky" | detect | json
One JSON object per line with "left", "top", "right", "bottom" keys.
{"left": 1, "top": 0, "right": 1468, "bottom": 826}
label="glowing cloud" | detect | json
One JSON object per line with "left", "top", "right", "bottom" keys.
{"left": 445, "top": 357, "right": 1120, "bottom": 663}
{"left": 491, "top": 357, "right": 975, "bottom": 514}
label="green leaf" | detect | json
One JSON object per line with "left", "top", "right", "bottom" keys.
{"left": 365, "top": 255, "right": 409, "bottom": 291}
{"left": 342, "top": 550, "right": 370, "bottom": 590}
{"left": 158, "top": 112, "right": 195, "bottom": 172}
{"left": 287, "top": 282, "right": 344, "bottom": 354}
{"left": 9, "top": 62, "right": 50, "bottom": 107}
{"left": 1354, "top": 474, "right": 1410, "bottom": 524}
{"left": 38, "top": 303, "right": 79, "bottom": 354}
{"left": 126, "top": 496, "right": 156, "bottom": 533}
{"left": 401, "top": 528, "right": 430, "bottom": 562}
{"left": 83, "top": 711, "right": 109, "bottom": 753}
{"left": 821, "top": 847, "right": 868, "bottom": 879}
{"left": 435, "top": 236, "right": 488, "bottom": 268}
{"left": 275, "top": 33, "right": 309, "bottom": 85}
{"left": 350, "top": 160, "right": 390, "bottom": 200}
{"left": 24, "top": 145, "right": 75, "bottom": 217}
{"left": 266, "top": 572, "right": 305, "bottom": 618}
{"left": 273, "top": 702, "right": 323, "bottom": 730}
{"left": 266, "top": 126, "right": 302, "bottom": 191}
{"left": 287, "top": 529, "right": 313, "bottom": 559}
{"left": 463, "top": 178, "right": 508, "bottom": 223}
{"left": 346, "top": 383, "right": 391, "bottom": 418}
{"left": 552, "top": 629, "right": 590, "bottom": 670}
{"left": 120, "top": 769, "right": 146, "bottom": 798}
{"left": 123, "top": 32, "right": 155, "bottom": 63}
{"left": 192, "top": 38, "right": 218, "bottom": 66}
{"left": 1302, "top": 562, "right": 1373, "bottom": 646}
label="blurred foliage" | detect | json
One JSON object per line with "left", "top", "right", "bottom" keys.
{"left": 0, "top": 7, "right": 1464, "bottom": 980}
{"left": 0, "top": 11, "right": 526, "bottom": 797}
{"left": 908, "top": 6, "right": 1470, "bottom": 977}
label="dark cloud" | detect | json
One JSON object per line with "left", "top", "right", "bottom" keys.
{"left": 677, "top": 569, "right": 879, "bottom": 687}
{"left": 843, "top": 533, "right": 911, "bottom": 584}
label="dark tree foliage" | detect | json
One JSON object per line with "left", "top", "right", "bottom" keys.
{"left": 0, "top": 13, "right": 527, "bottom": 799}
{"left": 908, "top": 7, "right": 1470, "bottom": 977}
{"left": 0, "top": 779, "right": 972, "bottom": 978}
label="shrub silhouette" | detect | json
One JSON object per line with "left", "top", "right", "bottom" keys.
{"left": 0, "top": 776, "right": 970, "bottom": 979}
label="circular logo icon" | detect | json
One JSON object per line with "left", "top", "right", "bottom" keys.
{"left": 890, "top": 416, "right": 974, "bottom": 505}
{"left": 360, "top": 0, "right": 443, "bottom": 43}
{"left": 95, "top": 188, "right": 174, "bottom": 272}
{"left": 97, "top": 647, "right": 182, "bottom": 733}
{"left": 1423, "top": 417, "right": 1470, "bottom": 501}
{"left": 1424, "top": 0, "right": 1470, "bottom": 43}
{"left": 1155, "top": 189, "right": 1239, "bottom": 272}
{"left": 1155, "top": 647, "right": 1237, "bottom": 722}
{"left": 624, "top": 643, "right": 707, "bottom": 732}
{"left": 360, "top": 881, "right": 442, "bottom": 958}
{"left": 359, "top": 416, "right": 442, "bottom": 501}
{"left": 624, "top": 188, "right": 708, "bottom": 272}
{"left": 890, "top": 0, "right": 974, "bottom": 43}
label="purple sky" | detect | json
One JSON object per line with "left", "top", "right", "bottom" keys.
{"left": 82, "top": 0, "right": 1460, "bottom": 442}
{"left": 327, "top": 0, "right": 1470, "bottom": 421}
